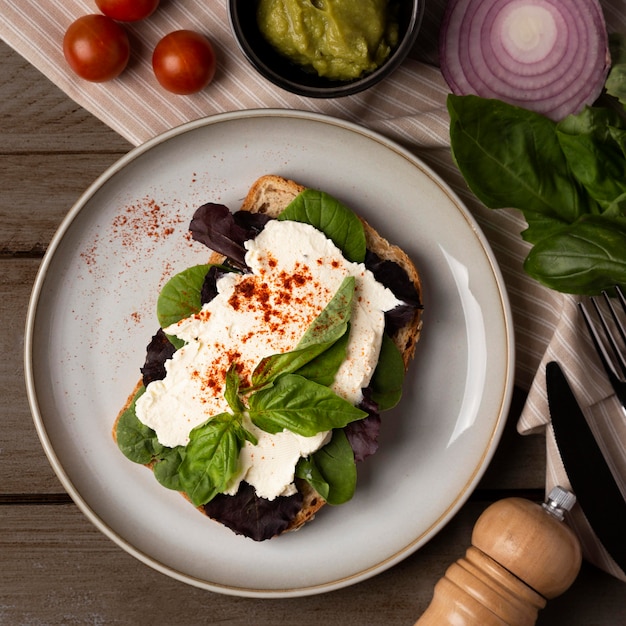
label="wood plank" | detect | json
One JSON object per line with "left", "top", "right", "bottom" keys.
{"left": 1, "top": 501, "right": 623, "bottom": 625}
{"left": 0, "top": 501, "right": 468, "bottom": 625}
{"left": 0, "top": 42, "right": 131, "bottom": 154}
{"left": 0, "top": 43, "right": 131, "bottom": 254}
{"left": 0, "top": 258, "right": 62, "bottom": 492}
{"left": 0, "top": 153, "right": 126, "bottom": 254}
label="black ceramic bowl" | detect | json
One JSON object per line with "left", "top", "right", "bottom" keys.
{"left": 228, "top": 0, "right": 425, "bottom": 98}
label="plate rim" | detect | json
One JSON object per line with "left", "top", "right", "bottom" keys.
{"left": 23, "top": 108, "right": 515, "bottom": 598}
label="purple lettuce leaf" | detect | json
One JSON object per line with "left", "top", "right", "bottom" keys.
{"left": 189, "top": 203, "right": 271, "bottom": 269}
{"left": 141, "top": 329, "right": 176, "bottom": 386}
{"left": 365, "top": 250, "right": 422, "bottom": 335}
{"left": 200, "top": 265, "right": 225, "bottom": 305}
{"left": 365, "top": 250, "right": 421, "bottom": 305}
{"left": 232, "top": 209, "right": 272, "bottom": 234}
{"left": 203, "top": 482, "right": 303, "bottom": 541}
{"left": 344, "top": 390, "right": 381, "bottom": 462}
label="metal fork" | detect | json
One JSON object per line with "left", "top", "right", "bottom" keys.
{"left": 579, "top": 286, "right": 626, "bottom": 411}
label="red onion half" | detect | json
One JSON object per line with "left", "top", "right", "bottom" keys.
{"left": 440, "top": 0, "right": 611, "bottom": 120}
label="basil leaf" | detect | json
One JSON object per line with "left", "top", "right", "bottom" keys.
{"left": 294, "top": 330, "right": 350, "bottom": 387}
{"left": 524, "top": 216, "right": 626, "bottom": 295}
{"left": 448, "top": 94, "right": 592, "bottom": 227}
{"left": 296, "top": 429, "right": 356, "bottom": 505}
{"left": 278, "top": 189, "right": 366, "bottom": 263}
{"left": 606, "top": 34, "right": 626, "bottom": 106}
{"left": 556, "top": 107, "right": 626, "bottom": 210}
{"left": 298, "top": 276, "right": 355, "bottom": 348}
{"left": 115, "top": 386, "right": 164, "bottom": 464}
{"left": 609, "top": 33, "right": 626, "bottom": 65}
{"left": 605, "top": 192, "right": 626, "bottom": 220}
{"left": 249, "top": 374, "right": 368, "bottom": 436}
{"left": 520, "top": 211, "right": 572, "bottom": 245}
{"left": 249, "top": 277, "right": 355, "bottom": 389}
{"left": 157, "top": 264, "right": 213, "bottom": 330}
{"left": 224, "top": 368, "right": 259, "bottom": 444}
{"left": 178, "top": 413, "right": 245, "bottom": 506}
{"left": 224, "top": 363, "right": 246, "bottom": 414}
{"left": 153, "top": 446, "right": 185, "bottom": 491}
{"left": 368, "top": 334, "right": 405, "bottom": 411}
{"left": 609, "top": 126, "right": 626, "bottom": 163}
{"left": 250, "top": 342, "right": 341, "bottom": 392}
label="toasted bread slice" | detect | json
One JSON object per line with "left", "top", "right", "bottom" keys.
{"left": 114, "top": 175, "right": 422, "bottom": 537}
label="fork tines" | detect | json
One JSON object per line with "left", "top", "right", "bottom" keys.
{"left": 579, "top": 286, "right": 626, "bottom": 388}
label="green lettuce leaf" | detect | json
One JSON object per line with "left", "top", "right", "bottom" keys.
{"left": 278, "top": 189, "right": 366, "bottom": 263}
{"left": 153, "top": 447, "right": 185, "bottom": 491}
{"left": 115, "top": 386, "right": 164, "bottom": 464}
{"left": 296, "top": 429, "right": 356, "bottom": 505}
{"left": 156, "top": 264, "right": 214, "bottom": 329}
{"left": 369, "top": 333, "right": 406, "bottom": 410}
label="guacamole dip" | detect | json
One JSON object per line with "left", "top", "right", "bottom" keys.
{"left": 257, "top": 0, "right": 399, "bottom": 81}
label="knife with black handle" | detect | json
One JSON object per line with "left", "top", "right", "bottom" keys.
{"left": 546, "top": 360, "right": 626, "bottom": 573}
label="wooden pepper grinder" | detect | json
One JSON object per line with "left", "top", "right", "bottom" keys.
{"left": 416, "top": 487, "right": 582, "bottom": 626}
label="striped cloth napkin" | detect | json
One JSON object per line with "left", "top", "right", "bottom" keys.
{"left": 2, "top": 0, "right": 625, "bottom": 582}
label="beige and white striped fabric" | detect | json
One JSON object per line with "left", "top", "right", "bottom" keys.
{"left": 2, "top": 0, "right": 625, "bottom": 582}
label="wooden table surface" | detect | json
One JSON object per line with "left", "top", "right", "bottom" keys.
{"left": 2, "top": 40, "right": 625, "bottom": 625}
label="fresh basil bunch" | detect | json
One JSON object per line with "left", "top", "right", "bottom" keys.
{"left": 447, "top": 69, "right": 626, "bottom": 295}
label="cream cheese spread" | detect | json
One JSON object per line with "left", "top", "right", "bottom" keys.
{"left": 135, "top": 219, "right": 402, "bottom": 500}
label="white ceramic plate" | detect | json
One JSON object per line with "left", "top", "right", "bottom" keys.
{"left": 25, "top": 110, "right": 514, "bottom": 598}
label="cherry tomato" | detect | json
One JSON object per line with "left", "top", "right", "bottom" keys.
{"left": 63, "top": 15, "right": 130, "bottom": 82}
{"left": 152, "top": 30, "right": 217, "bottom": 95}
{"left": 95, "top": 0, "right": 160, "bottom": 22}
